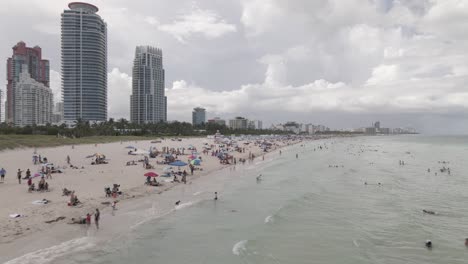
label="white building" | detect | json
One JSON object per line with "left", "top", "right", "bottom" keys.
{"left": 248, "top": 120, "right": 263, "bottom": 130}
{"left": 229, "top": 117, "right": 248, "bottom": 130}
{"left": 15, "top": 67, "right": 53, "bottom": 126}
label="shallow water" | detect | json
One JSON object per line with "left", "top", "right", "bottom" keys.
{"left": 8, "top": 136, "right": 468, "bottom": 264}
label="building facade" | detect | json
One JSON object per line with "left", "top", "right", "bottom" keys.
{"left": 6, "top": 41, "right": 49, "bottom": 124}
{"left": 61, "top": 2, "right": 107, "bottom": 122}
{"left": 207, "top": 117, "right": 226, "bottom": 126}
{"left": 229, "top": 117, "right": 248, "bottom": 130}
{"left": 14, "top": 67, "right": 53, "bottom": 127}
{"left": 130, "top": 46, "right": 167, "bottom": 124}
{"left": 192, "top": 107, "right": 206, "bottom": 126}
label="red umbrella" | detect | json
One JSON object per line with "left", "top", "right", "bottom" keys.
{"left": 144, "top": 172, "right": 159, "bottom": 177}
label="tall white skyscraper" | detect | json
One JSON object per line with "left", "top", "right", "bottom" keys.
{"left": 130, "top": 46, "right": 167, "bottom": 124}
{"left": 15, "top": 67, "right": 53, "bottom": 127}
{"left": 61, "top": 2, "right": 107, "bottom": 122}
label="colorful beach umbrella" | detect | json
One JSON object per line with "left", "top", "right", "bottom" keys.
{"left": 144, "top": 172, "right": 159, "bottom": 177}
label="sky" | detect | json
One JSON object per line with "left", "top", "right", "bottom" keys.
{"left": 1, "top": 0, "right": 468, "bottom": 134}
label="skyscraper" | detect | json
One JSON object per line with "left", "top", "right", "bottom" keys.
{"left": 130, "top": 46, "right": 167, "bottom": 124}
{"left": 15, "top": 67, "right": 54, "bottom": 127}
{"left": 6, "top": 41, "right": 49, "bottom": 124}
{"left": 61, "top": 2, "right": 107, "bottom": 122}
{"left": 192, "top": 107, "right": 206, "bottom": 125}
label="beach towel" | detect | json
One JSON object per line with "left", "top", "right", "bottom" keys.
{"left": 9, "top": 214, "right": 23, "bottom": 218}
{"left": 32, "top": 199, "right": 50, "bottom": 205}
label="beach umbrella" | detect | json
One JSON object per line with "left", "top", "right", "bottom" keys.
{"left": 191, "top": 159, "right": 201, "bottom": 166}
{"left": 144, "top": 172, "right": 159, "bottom": 177}
{"left": 169, "top": 160, "right": 188, "bottom": 167}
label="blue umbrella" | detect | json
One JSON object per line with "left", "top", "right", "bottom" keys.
{"left": 169, "top": 160, "right": 188, "bottom": 167}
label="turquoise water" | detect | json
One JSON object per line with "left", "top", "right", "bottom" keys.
{"left": 9, "top": 136, "right": 468, "bottom": 263}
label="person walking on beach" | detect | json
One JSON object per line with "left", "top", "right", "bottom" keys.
{"left": 0, "top": 168, "right": 5, "bottom": 182}
{"left": 296, "top": 153, "right": 298, "bottom": 159}
{"left": 17, "top": 169, "right": 22, "bottom": 184}
{"left": 66, "top": 155, "right": 71, "bottom": 164}
{"left": 95, "top": 209, "right": 100, "bottom": 228}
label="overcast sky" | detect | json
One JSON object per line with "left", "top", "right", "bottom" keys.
{"left": 1, "top": 0, "right": 468, "bottom": 133}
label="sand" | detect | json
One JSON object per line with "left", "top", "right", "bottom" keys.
{"left": 0, "top": 135, "right": 298, "bottom": 253}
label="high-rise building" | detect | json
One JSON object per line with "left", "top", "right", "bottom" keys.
{"left": 248, "top": 120, "right": 263, "bottom": 130}
{"left": 61, "top": 2, "right": 107, "bottom": 122}
{"left": 52, "top": 102, "right": 64, "bottom": 124}
{"left": 192, "top": 107, "right": 206, "bottom": 126}
{"left": 229, "top": 117, "right": 248, "bottom": 130}
{"left": 14, "top": 67, "right": 53, "bottom": 127}
{"left": 130, "top": 46, "right": 167, "bottom": 124}
{"left": 374, "top": 121, "right": 380, "bottom": 129}
{"left": 6, "top": 41, "right": 49, "bottom": 124}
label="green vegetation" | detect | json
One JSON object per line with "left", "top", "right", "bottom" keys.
{"left": 0, "top": 118, "right": 287, "bottom": 150}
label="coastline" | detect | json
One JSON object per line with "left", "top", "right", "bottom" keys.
{"left": 0, "top": 135, "right": 306, "bottom": 263}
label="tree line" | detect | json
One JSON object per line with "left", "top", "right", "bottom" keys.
{"left": 0, "top": 119, "right": 287, "bottom": 138}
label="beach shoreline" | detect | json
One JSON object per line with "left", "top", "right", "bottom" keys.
{"left": 0, "top": 135, "right": 307, "bottom": 263}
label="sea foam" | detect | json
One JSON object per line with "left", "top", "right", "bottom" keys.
{"left": 232, "top": 240, "right": 248, "bottom": 256}
{"left": 5, "top": 237, "right": 95, "bottom": 264}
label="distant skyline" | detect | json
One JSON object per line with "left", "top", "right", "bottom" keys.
{"left": 1, "top": 0, "right": 468, "bottom": 134}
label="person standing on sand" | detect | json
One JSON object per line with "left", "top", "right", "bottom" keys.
{"left": 17, "top": 169, "right": 22, "bottom": 184}
{"left": 0, "top": 168, "right": 5, "bottom": 182}
{"left": 86, "top": 213, "right": 92, "bottom": 225}
{"left": 95, "top": 209, "right": 100, "bottom": 228}
{"left": 67, "top": 155, "right": 71, "bottom": 164}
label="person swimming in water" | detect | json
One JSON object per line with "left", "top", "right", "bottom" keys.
{"left": 425, "top": 240, "right": 432, "bottom": 248}
{"left": 423, "top": 209, "right": 435, "bottom": 215}
{"left": 256, "top": 174, "right": 262, "bottom": 181}
{"left": 175, "top": 200, "right": 181, "bottom": 206}
{"left": 214, "top": 192, "right": 218, "bottom": 200}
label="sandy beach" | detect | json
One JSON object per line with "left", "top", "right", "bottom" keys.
{"left": 0, "top": 135, "right": 302, "bottom": 262}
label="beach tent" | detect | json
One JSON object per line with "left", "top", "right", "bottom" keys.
{"left": 169, "top": 160, "right": 188, "bottom": 167}
{"left": 191, "top": 159, "right": 201, "bottom": 166}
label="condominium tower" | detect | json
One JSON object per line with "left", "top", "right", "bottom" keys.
{"left": 130, "top": 46, "right": 167, "bottom": 124}
{"left": 192, "top": 107, "right": 206, "bottom": 125}
{"left": 61, "top": 2, "right": 107, "bottom": 122}
{"left": 6, "top": 41, "right": 49, "bottom": 124}
{"left": 15, "top": 67, "right": 54, "bottom": 127}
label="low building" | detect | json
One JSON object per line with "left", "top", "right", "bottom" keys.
{"left": 207, "top": 117, "right": 226, "bottom": 126}
{"left": 14, "top": 67, "right": 53, "bottom": 126}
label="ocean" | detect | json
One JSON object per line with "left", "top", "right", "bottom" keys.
{"left": 6, "top": 135, "right": 468, "bottom": 264}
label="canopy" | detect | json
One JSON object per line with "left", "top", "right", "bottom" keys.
{"left": 191, "top": 159, "right": 201, "bottom": 166}
{"left": 169, "top": 160, "right": 188, "bottom": 167}
{"left": 144, "top": 172, "right": 159, "bottom": 177}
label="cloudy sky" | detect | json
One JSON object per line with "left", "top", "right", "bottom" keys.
{"left": 1, "top": 0, "right": 468, "bottom": 133}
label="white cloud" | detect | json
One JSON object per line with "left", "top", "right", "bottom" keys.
{"left": 240, "top": 0, "right": 284, "bottom": 36}
{"left": 158, "top": 6, "right": 236, "bottom": 43}
{"left": 108, "top": 68, "right": 132, "bottom": 119}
